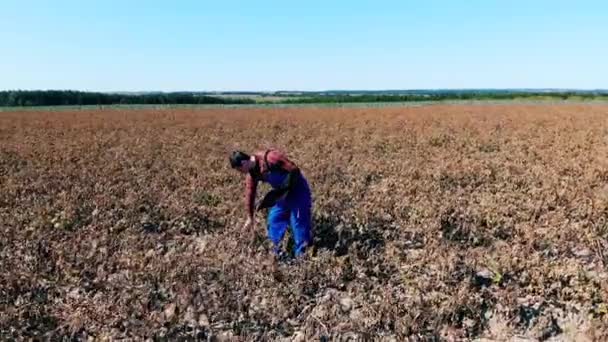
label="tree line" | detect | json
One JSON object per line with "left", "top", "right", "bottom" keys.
{"left": 281, "top": 91, "right": 608, "bottom": 104}
{"left": 0, "top": 90, "right": 255, "bottom": 106}
{"left": 1, "top": 90, "right": 607, "bottom": 107}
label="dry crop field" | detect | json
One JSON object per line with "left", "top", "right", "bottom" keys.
{"left": 1, "top": 105, "right": 608, "bottom": 340}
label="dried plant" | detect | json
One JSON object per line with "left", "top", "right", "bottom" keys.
{"left": 1, "top": 105, "right": 607, "bottom": 340}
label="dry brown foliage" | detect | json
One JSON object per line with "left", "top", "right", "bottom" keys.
{"left": 1, "top": 105, "right": 608, "bottom": 340}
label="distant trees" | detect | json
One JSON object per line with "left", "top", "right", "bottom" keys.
{"left": 1, "top": 90, "right": 606, "bottom": 107}
{"left": 0, "top": 91, "right": 256, "bottom": 106}
{"left": 280, "top": 91, "right": 608, "bottom": 104}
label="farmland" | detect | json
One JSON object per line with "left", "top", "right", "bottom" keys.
{"left": 1, "top": 104, "right": 608, "bottom": 340}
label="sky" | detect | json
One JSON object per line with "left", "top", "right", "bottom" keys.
{"left": 1, "top": 0, "right": 606, "bottom": 91}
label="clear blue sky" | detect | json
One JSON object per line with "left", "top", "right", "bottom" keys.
{"left": 1, "top": 0, "right": 606, "bottom": 91}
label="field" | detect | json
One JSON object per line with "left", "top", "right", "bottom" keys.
{"left": 1, "top": 104, "right": 608, "bottom": 340}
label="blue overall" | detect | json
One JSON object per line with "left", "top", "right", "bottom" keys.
{"left": 263, "top": 168, "right": 312, "bottom": 257}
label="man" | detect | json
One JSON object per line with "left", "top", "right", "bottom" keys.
{"left": 229, "top": 149, "right": 313, "bottom": 259}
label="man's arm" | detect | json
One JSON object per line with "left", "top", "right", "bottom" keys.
{"left": 245, "top": 173, "right": 258, "bottom": 218}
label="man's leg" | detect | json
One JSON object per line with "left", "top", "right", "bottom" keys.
{"left": 267, "top": 203, "right": 290, "bottom": 255}
{"left": 289, "top": 199, "right": 313, "bottom": 257}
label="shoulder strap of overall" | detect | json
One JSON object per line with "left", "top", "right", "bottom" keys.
{"left": 263, "top": 149, "right": 273, "bottom": 171}
{"left": 263, "top": 149, "right": 284, "bottom": 173}
{"left": 264, "top": 150, "right": 270, "bottom": 169}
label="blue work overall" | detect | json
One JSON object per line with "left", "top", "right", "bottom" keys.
{"left": 263, "top": 167, "right": 312, "bottom": 257}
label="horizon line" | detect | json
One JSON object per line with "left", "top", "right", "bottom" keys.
{"left": 2, "top": 87, "right": 608, "bottom": 93}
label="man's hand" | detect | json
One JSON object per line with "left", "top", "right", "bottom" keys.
{"left": 243, "top": 216, "right": 255, "bottom": 230}
{"left": 256, "top": 189, "right": 288, "bottom": 211}
{"left": 243, "top": 216, "right": 258, "bottom": 249}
